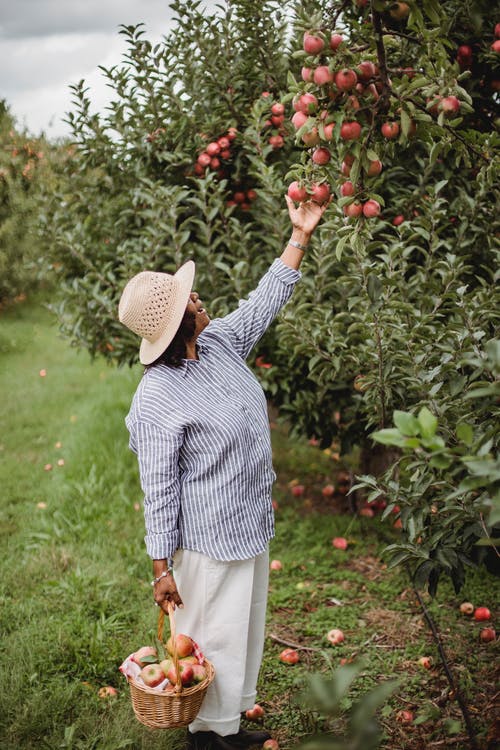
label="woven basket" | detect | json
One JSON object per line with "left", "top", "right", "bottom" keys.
{"left": 128, "top": 605, "right": 215, "bottom": 729}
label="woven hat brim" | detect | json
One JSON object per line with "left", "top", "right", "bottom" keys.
{"left": 139, "top": 260, "right": 195, "bottom": 365}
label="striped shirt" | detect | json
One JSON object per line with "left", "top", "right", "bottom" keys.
{"left": 125, "top": 258, "right": 301, "bottom": 561}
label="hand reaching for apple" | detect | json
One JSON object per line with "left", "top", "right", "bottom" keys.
{"left": 153, "top": 572, "right": 183, "bottom": 613}
{"left": 285, "top": 193, "right": 332, "bottom": 238}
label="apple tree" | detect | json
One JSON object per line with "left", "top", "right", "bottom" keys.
{"left": 41, "top": 0, "right": 499, "bottom": 596}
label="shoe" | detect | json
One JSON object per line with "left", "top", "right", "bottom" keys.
{"left": 187, "top": 731, "right": 215, "bottom": 750}
{"left": 212, "top": 729, "right": 272, "bottom": 749}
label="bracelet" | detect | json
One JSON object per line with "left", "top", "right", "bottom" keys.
{"left": 151, "top": 569, "right": 171, "bottom": 586}
{"left": 288, "top": 238, "right": 308, "bottom": 252}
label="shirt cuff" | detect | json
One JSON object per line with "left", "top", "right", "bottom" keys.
{"left": 269, "top": 258, "right": 302, "bottom": 284}
{"left": 145, "top": 530, "right": 179, "bottom": 560}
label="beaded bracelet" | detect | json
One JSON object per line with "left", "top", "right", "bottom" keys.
{"left": 288, "top": 238, "right": 308, "bottom": 251}
{"left": 151, "top": 569, "right": 172, "bottom": 586}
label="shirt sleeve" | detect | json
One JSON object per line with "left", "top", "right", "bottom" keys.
{"left": 215, "top": 258, "right": 301, "bottom": 359}
{"left": 132, "top": 420, "right": 183, "bottom": 560}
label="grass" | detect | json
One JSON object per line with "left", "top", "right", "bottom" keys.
{"left": 0, "top": 298, "right": 498, "bottom": 750}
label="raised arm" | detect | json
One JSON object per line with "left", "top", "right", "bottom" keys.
{"left": 281, "top": 194, "right": 332, "bottom": 270}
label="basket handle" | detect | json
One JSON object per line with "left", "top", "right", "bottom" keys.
{"left": 158, "top": 603, "right": 183, "bottom": 693}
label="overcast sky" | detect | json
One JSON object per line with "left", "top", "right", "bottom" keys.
{"left": 0, "top": 0, "right": 217, "bottom": 140}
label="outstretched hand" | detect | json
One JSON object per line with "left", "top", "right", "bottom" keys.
{"left": 285, "top": 193, "right": 332, "bottom": 237}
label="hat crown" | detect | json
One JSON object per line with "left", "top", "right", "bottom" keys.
{"left": 119, "top": 271, "right": 180, "bottom": 343}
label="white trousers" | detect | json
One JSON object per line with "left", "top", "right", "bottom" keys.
{"left": 172, "top": 546, "right": 269, "bottom": 736}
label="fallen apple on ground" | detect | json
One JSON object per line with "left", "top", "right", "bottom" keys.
{"left": 327, "top": 628, "right": 345, "bottom": 645}
{"left": 270, "top": 559, "right": 282, "bottom": 570}
{"left": 479, "top": 628, "right": 496, "bottom": 643}
{"left": 459, "top": 602, "right": 474, "bottom": 615}
{"left": 474, "top": 607, "right": 491, "bottom": 621}
{"left": 280, "top": 648, "right": 299, "bottom": 664}
{"left": 332, "top": 537, "right": 348, "bottom": 550}
{"left": 245, "top": 703, "right": 265, "bottom": 720}
{"left": 263, "top": 740, "right": 279, "bottom": 750}
{"left": 98, "top": 686, "right": 118, "bottom": 698}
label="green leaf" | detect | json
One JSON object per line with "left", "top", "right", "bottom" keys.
{"left": 418, "top": 407, "right": 438, "bottom": 438}
{"left": 393, "top": 410, "right": 420, "bottom": 436}
{"left": 371, "top": 428, "right": 407, "bottom": 447}
{"left": 456, "top": 423, "right": 473, "bottom": 446}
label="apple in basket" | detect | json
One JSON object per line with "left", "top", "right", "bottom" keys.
{"left": 132, "top": 646, "right": 158, "bottom": 667}
{"left": 192, "top": 663, "right": 207, "bottom": 683}
{"left": 160, "top": 658, "right": 173, "bottom": 677}
{"left": 166, "top": 633, "right": 194, "bottom": 658}
{"left": 166, "top": 661, "right": 194, "bottom": 687}
{"left": 140, "top": 663, "right": 165, "bottom": 688}
{"left": 180, "top": 655, "right": 198, "bottom": 665}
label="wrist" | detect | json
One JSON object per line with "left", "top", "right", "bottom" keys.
{"left": 153, "top": 559, "right": 171, "bottom": 577}
{"left": 290, "top": 229, "right": 311, "bottom": 247}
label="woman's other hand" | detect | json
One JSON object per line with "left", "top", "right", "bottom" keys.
{"left": 153, "top": 571, "right": 183, "bottom": 614}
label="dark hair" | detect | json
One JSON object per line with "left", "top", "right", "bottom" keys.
{"left": 146, "top": 309, "right": 197, "bottom": 368}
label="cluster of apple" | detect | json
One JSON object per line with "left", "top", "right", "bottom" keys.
{"left": 226, "top": 187, "right": 258, "bottom": 211}
{"left": 460, "top": 602, "right": 496, "bottom": 643}
{"left": 493, "top": 22, "right": 500, "bottom": 53}
{"left": 132, "top": 634, "right": 208, "bottom": 690}
{"left": 260, "top": 92, "right": 288, "bottom": 150}
{"left": 286, "top": 22, "right": 467, "bottom": 219}
{"left": 193, "top": 127, "right": 238, "bottom": 178}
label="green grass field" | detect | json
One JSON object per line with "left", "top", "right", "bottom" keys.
{"left": 0, "top": 299, "right": 498, "bottom": 750}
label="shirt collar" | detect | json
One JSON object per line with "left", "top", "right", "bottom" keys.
{"left": 178, "top": 341, "right": 209, "bottom": 377}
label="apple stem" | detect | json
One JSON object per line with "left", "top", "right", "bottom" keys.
{"left": 414, "top": 588, "right": 480, "bottom": 750}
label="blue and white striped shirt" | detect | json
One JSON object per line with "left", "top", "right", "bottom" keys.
{"left": 126, "top": 259, "right": 301, "bottom": 561}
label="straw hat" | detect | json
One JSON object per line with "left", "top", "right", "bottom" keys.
{"left": 118, "top": 260, "right": 195, "bottom": 365}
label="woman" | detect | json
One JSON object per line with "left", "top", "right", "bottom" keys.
{"left": 118, "top": 195, "right": 330, "bottom": 750}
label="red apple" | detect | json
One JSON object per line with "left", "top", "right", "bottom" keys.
{"left": 197, "top": 152, "right": 211, "bottom": 167}
{"left": 206, "top": 141, "right": 220, "bottom": 156}
{"left": 220, "top": 149, "right": 231, "bottom": 159}
{"left": 330, "top": 33, "right": 344, "bottom": 50}
{"left": 166, "top": 661, "right": 194, "bottom": 687}
{"left": 291, "top": 111, "right": 308, "bottom": 129}
{"left": 280, "top": 648, "right": 299, "bottom": 664}
{"left": 166, "top": 633, "right": 194, "bottom": 658}
{"left": 180, "top": 655, "right": 198, "bottom": 665}
{"left": 327, "top": 628, "right": 345, "bottom": 645}
{"left": 356, "top": 60, "right": 376, "bottom": 81}
{"left": 439, "top": 96, "right": 460, "bottom": 116}
{"left": 457, "top": 45, "right": 473, "bottom": 68}
{"left": 246, "top": 703, "right": 265, "bottom": 720}
{"left": 341, "top": 160, "right": 351, "bottom": 177}
{"left": 340, "top": 181, "right": 355, "bottom": 197}
{"left": 495, "top": 23, "right": 500, "bottom": 37}
{"left": 340, "top": 121, "right": 362, "bottom": 140}
{"left": 335, "top": 69, "right": 358, "bottom": 91}
{"left": 479, "top": 628, "right": 496, "bottom": 643}
{"left": 363, "top": 199, "right": 381, "bottom": 218}
{"left": 98, "top": 686, "right": 118, "bottom": 698}
{"left": 303, "top": 32, "right": 325, "bottom": 55}
{"left": 288, "top": 181, "right": 308, "bottom": 202}
{"left": 291, "top": 484, "right": 305, "bottom": 496}
{"left": 140, "top": 663, "right": 165, "bottom": 688}
{"left": 344, "top": 201, "right": 363, "bottom": 218}
{"left": 295, "top": 93, "right": 318, "bottom": 115}
{"left": 132, "top": 646, "right": 158, "bottom": 667}
{"left": 322, "top": 484, "right": 335, "bottom": 497}
{"left": 359, "top": 506, "right": 374, "bottom": 517}
{"left": 389, "top": 2, "right": 410, "bottom": 20}
{"left": 366, "top": 159, "right": 383, "bottom": 176}
{"left": 269, "top": 135, "right": 284, "bottom": 149}
{"left": 418, "top": 656, "right": 432, "bottom": 670}
{"left": 233, "top": 191, "right": 246, "bottom": 204}
{"left": 397, "top": 710, "right": 414, "bottom": 724}
{"left": 271, "top": 102, "right": 285, "bottom": 116}
{"left": 210, "top": 157, "right": 220, "bottom": 170}
{"left": 270, "top": 559, "right": 283, "bottom": 570}
{"left": 310, "top": 182, "right": 331, "bottom": 204}
{"left": 491, "top": 40, "right": 500, "bottom": 53}
{"left": 160, "top": 658, "right": 173, "bottom": 676}
{"left": 218, "top": 136, "right": 230, "bottom": 149}
{"left": 323, "top": 122, "right": 335, "bottom": 140}
{"left": 313, "top": 66, "right": 334, "bottom": 86}
{"left": 227, "top": 127, "right": 238, "bottom": 140}
{"left": 474, "top": 607, "right": 491, "bottom": 621}
{"left": 381, "top": 121, "right": 400, "bottom": 139}
{"left": 392, "top": 214, "right": 405, "bottom": 226}
{"left": 246, "top": 189, "right": 257, "bottom": 201}
{"left": 332, "top": 537, "right": 348, "bottom": 550}
{"left": 301, "top": 67, "right": 313, "bottom": 82}
{"left": 302, "top": 128, "right": 320, "bottom": 146}
{"left": 312, "top": 147, "right": 331, "bottom": 165}
{"left": 192, "top": 664, "right": 208, "bottom": 683}
{"left": 459, "top": 601, "right": 474, "bottom": 615}
{"left": 263, "top": 741, "right": 279, "bottom": 750}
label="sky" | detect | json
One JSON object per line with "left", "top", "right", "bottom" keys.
{"left": 0, "top": 0, "right": 217, "bottom": 140}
